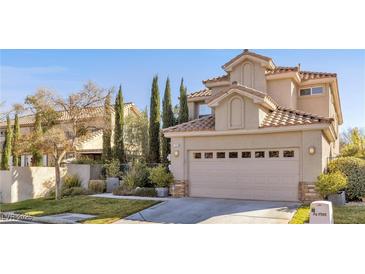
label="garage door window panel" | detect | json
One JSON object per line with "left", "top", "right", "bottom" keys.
{"left": 269, "top": 151, "right": 279, "bottom": 158}
{"left": 217, "top": 152, "right": 226, "bottom": 159}
{"left": 241, "top": 151, "right": 251, "bottom": 158}
{"left": 194, "top": 152, "right": 202, "bottom": 159}
{"left": 229, "top": 152, "right": 238, "bottom": 158}
{"left": 204, "top": 152, "right": 213, "bottom": 159}
{"left": 283, "top": 150, "right": 295, "bottom": 158}
{"left": 255, "top": 151, "right": 265, "bottom": 158}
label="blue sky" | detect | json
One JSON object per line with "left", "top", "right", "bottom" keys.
{"left": 0, "top": 49, "right": 364, "bottom": 131}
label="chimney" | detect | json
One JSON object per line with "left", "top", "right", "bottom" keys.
{"left": 297, "top": 63, "right": 301, "bottom": 71}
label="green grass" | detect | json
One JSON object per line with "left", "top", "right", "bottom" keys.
{"left": 289, "top": 204, "right": 365, "bottom": 224}
{"left": 0, "top": 196, "right": 158, "bottom": 224}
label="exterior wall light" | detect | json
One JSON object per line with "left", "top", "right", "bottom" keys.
{"left": 308, "top": 146, "right": 316, "bottom": 155}
{"left": 173, "top": 150, "right": 180, "bottom": 157}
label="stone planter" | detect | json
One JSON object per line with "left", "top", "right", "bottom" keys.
{"left": 327, "top": 191, "right": 346, "bottom": 206}
{"left": 106, "top": 177, "right": 120, "bottom": 193}
{"left": 155, "top": 187, "right": 169, "bottom": 197}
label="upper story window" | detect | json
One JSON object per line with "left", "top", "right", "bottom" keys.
{"left": 300, "top": 86, "right": 323, "bottom": 96}
{"left": 198, "top": 104, "right": 211, "bottom": 118}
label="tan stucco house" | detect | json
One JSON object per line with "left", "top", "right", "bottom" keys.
{"left": 0, "top": 102, "right": 140, "bottom": 166}
{"left": 163, "top": 50, "right": 342, "bottom": 202}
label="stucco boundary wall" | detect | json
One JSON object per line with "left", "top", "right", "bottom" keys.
{"left": 0, "top": 164, "right": 90, "bottom": 203}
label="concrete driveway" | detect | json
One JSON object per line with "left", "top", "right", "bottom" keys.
{"left": 115, "top": 198, "right": 299, "bottom": 224}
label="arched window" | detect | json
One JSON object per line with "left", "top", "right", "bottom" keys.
{"left": 228, "top": 96, "right": 244, "bottom": 129}
{"left": 242, "top": 62, "right": 253, "bottom": 87}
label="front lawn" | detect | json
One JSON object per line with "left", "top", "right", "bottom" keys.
{"left": 289, "top": 204, "right": 365, "bottom": 224}
{"left": 0, "top": 196, "right": 158, "bottom": 224}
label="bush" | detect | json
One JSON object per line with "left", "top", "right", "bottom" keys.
{"left": 133, "top": 162, "right": 152, "bottom": 187}
{"left": 112, "top": 184, "right": 134, "bottom": 196}
{"left": 328, "top": 157, "right": 365, "bottom": 200}
{"left": 148, "top": 165, "right": 174, "bottom": 188}
{"left": 63, "top": 175, "right": 82, "bottom": 189}
{"left": 134, "top": 187, "right": 157, "bottom": 197}
{"left": 89, "top": 180, "right": 106, "bottom": 193}
{"left": 315, "top": 171, "right": 347, "bottom": 199}
{"left": 122, "top": 169, "right": 138, "bottom": 190}
{"left": 62, "top": 187, "right": 89, "bottom": 197}
{"left": 103, "top": 159, "right": 121, "bottom": 178}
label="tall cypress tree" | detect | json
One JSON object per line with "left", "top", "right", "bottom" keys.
{"left": 102, "top": 93, "right": 112, "bottom": 161}
{"left": 179, "top": 78, "right": 189, "bottom": 123}
{"left": 141, "top": 106, "right": 149, "bottom": 162}
{"left": 1, "top": 115, "right": 13, "bottom": 170}
{"left": 148, "top": 76, "right": 161, "bottom": 163}
{"left": 114, "top": 85, "right": 126, "bottom": 163}
{"left": 12, "top": 113, "right": 20, "bottom": 166}
{"left": 32, "top": 112, "right": 43, "bottom": 166}
{"left": 162, "top": 77, "right": 174, "bottom": 163}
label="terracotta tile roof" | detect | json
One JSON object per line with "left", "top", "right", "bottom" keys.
{"left": 0, "top": 103, "right": 135, "bottom": 128}
{"left": 187, "top": 89, "right": 212, "bottom": 99}
{"left": 164, "top": 107, "right": 332, "bottom": 133}
{"left": 260, "top": 106, "right": 333, "bottom": 128}
{"left": 202, "top": 74, "right": 229, "bottom": 84}
{"left": 300, "top": 70, "right": 337, "bottom": 81}
{"left": 265, "top": 66, "right": 299, "bottom": 75}
{"left": 266, "top": 66, "right": 337, "bottom": 81}
{"left": 163, "top": 115, "right": 215, "bottom": 133}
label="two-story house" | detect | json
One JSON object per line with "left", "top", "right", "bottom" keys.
{"left": 163, "top": 50, "right": 342, "bottom": 202}
{"left": 0, "top": 102, "right": 140, "bottom": 166}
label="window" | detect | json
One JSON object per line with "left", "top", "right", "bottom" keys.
{"left": 216, "top": 152, "right": 225, "bottom": 159}
{"left": 255, "top": 151, "right": 265, "bottom": 158}
{"left": 229, "top": 152, "right": 238, "bottom": 158}
{"left": 283, "top": 150, "right": 295, "bottom": 158}
{"left": 300, "top": 86, "right": 323, "bottom": 96}
{"left": 269, "top": 151, "right": 279, "bottom": 158}
{"left": 198, "top": 104, "right": 211, "bottom": 118}
{"left": 194, "top": 152, "right": 202, "bottom": 159}
{"left": 242, "top": 151, "right": 251, "bottom": 158}
{"left": 204, "top": 152, "right": 213, "bottom": 159}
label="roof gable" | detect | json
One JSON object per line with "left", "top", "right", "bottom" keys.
{"left": 222, "top": 49, "right": 275, "bottom": 72}
{"left": 206, "top": 83, "right": 277, "bottom": 110}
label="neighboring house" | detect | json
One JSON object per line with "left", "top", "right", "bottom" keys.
{"left": 0, "top": 103, "right": 140, "bottom": 166}
{"left": 163, "top": 50, "right": 342, "bottom": 202}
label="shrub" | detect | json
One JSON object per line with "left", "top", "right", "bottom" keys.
{"left": 89, "top": 180, "right": 106, "bottom": 193}
{"left": 133, "top": 162, "right": 151, "bottom": 187}
{"left": 103, "top": 159, "right": 121, "bottom": 178}
{"left": 62, "top": 187, "right": 89, "bottom": 197}
{"left": 134, "top": 187, "right": 157, "bottom": 197}
{"left": 315, "top": 171, "right": 347, "bottom": 199}
{"left": 63, "top": 175, "right": 82, "bottom": 189}
{"left": 112, "top": 184, "right": 134, "bottom": 196}
{"left": 148, "top": 165, "right": 174, "bottom": 188}
{"left": 122, "top": 169, "right": 138, "bottom": 190}
{"left": 328, "top": 157, "right": 365, "bottom": 200}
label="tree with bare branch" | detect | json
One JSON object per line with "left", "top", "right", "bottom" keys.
{"left": 24, "top": 82, "right": 108, "bottom": 199}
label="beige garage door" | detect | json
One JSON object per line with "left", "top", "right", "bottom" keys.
{"left": 188, "top": 148, "right": 299, "bottom": 201}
